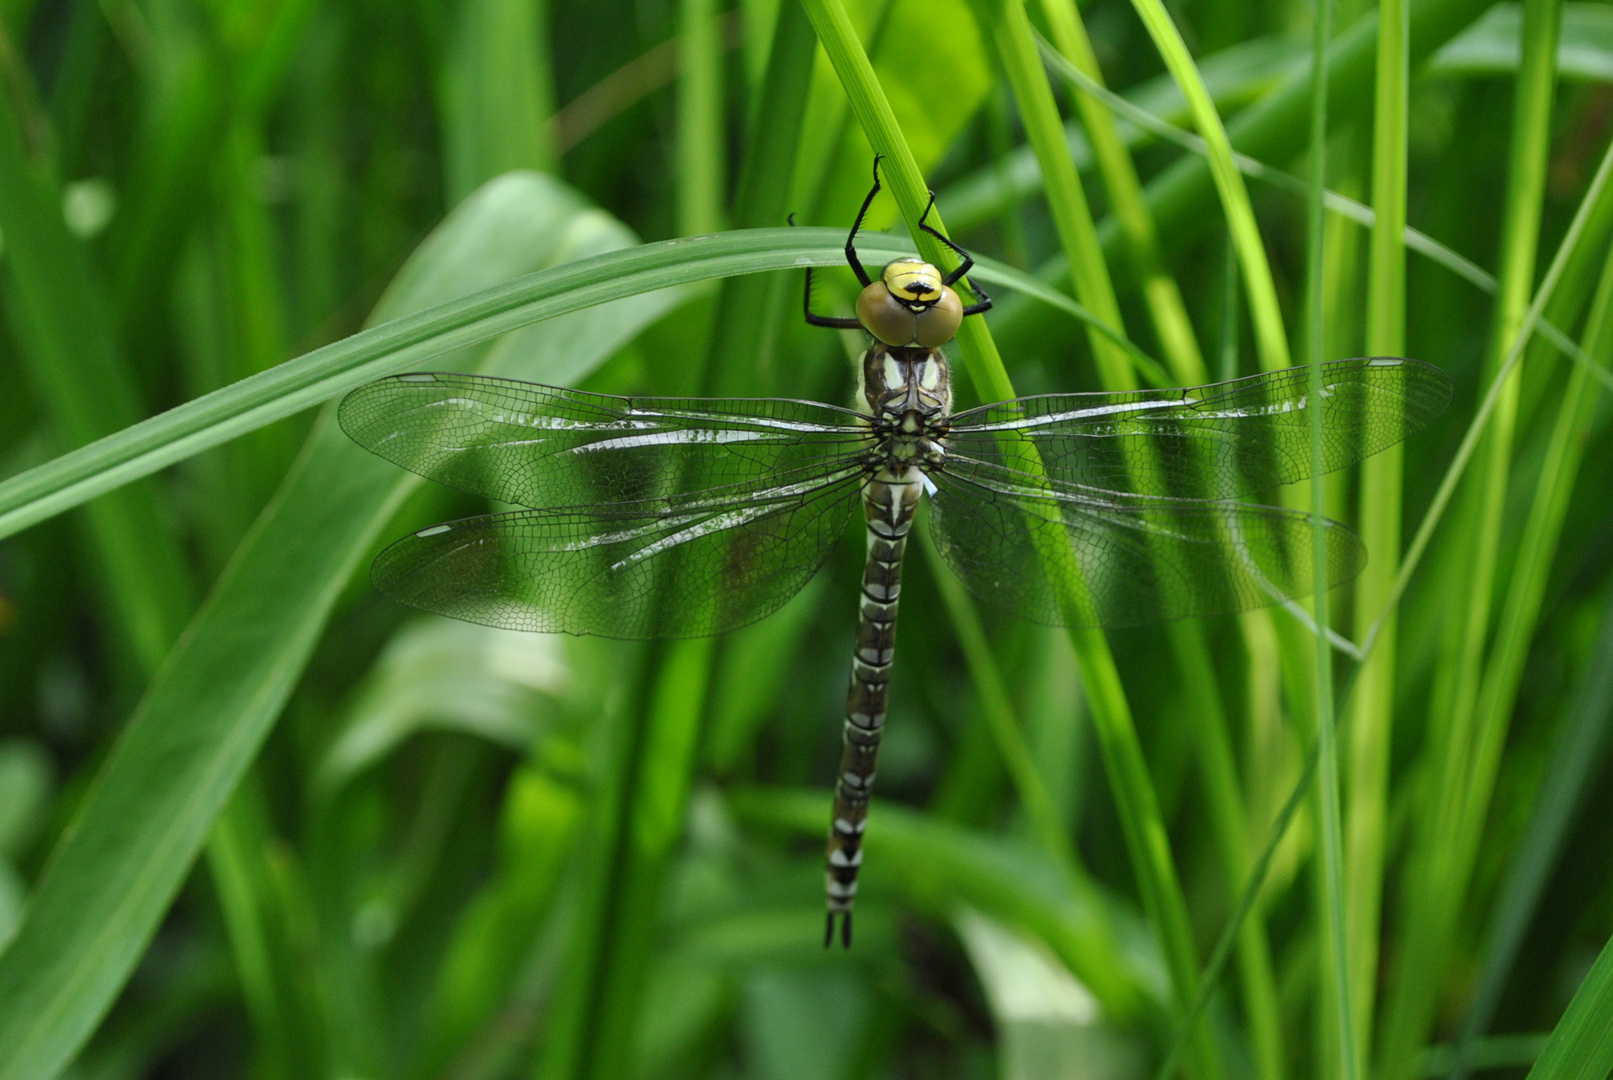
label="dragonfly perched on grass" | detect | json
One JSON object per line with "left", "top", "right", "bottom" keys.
{"left": 339, "top": 158, "right": 1451, "bottom": 948}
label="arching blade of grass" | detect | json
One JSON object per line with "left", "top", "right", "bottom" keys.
{"left": 980, "top": 3, "right": 1271, "bottom": 1074}
{"left": 0, "top": 227, "right": 1139, "bottom": 545}
{"left": 0, "top": 173, "right": 670, "bottom": 1080}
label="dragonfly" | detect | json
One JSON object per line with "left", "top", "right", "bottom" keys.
{"left": 339, "top": 157, "right": 1451, "bottom": 949}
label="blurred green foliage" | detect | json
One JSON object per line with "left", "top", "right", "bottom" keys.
{"left": 2, "top": 0, "right": 1613, "bottom": 1078}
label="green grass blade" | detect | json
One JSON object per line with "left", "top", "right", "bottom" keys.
{"left": 676, "top": 0, "right": 725, "bottom": 235}
{"left": 1302, "top": 0, "right": 1353, "bottom": 1076}
{"left": 985, "top": 5, "right": 1269, "bottom": 1073}
{"left": 1378, "top": 2, "right": 1564, "bottom": 1068}
{"left": 795, "top": 7, "right": 1215, "bottom": 1075}
{"left": 916, "top": 525, "right": 1076, "bottom": 877}
{"left": 440, "top": 0, "right": 557, "bottom": 201}
{"left": 699, "top": 0, "right": 814, "bottom": 396}
{"left": 994, "top": 0, "right": 1494, "bottom": 363}
{"left": 0, "top": 55, "right": 192, "bottom": 672}
{"left": 1454, "top": 507, "right": 1613, "bottom": 1075}
{"left": 537, "top": 17, "right": 807, "bottom": 1073}
{"left": 1347, "top": 0, "right": 1409, "bottom": 1065}
{"left": 0, "top": 228, "right": 1129, "bottom": 544}
{"left": 1520, "top": 930, "right": 1613, "bottom": 1080}
{"left": 1360, "top": 134, "right": 1613, "bottom": 663}
{"left": 975, "top": 0, "right": 1133, "bottom": 387}
{"left": 1035, "top": 0, "right": 1205, "bottom": 384}
{"left": 1448, "top": 228, "right": 1613, "bottom": 1080}
{"left": 1122, "top": 0, "right": 1289, "bottom": 372}
{"left": 0, "top": 173, "right": 663, "bottom": 1080}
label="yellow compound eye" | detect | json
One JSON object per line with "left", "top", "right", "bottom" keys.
{"left": 856, "top": 281, "right": 916, "bottom": 346}
{"left": 913, "top": 286, "right": 962, "bottom": 348}
{"left": 881, "top": 259, "right": 943, "bottom": 303}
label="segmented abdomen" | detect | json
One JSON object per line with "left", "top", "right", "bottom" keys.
{"left": 825, "top": 467, "right": 922, "bottom": 948}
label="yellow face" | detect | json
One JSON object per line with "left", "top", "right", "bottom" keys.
{"left": 881, "top": 259, "right": 943, "bottom": 303}
{"left": 855, "top": 258, "right": 964, "bottom": 348}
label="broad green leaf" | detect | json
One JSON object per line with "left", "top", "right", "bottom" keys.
{"left": 955, "top": 908, "right": 1140, "bottom": 1080}
{"left": 728, "top": 787, "right": 1152, "bottom": 1017}
{"left": 0, "top": 171, "right": 669, "bottom": 1080}
{"left": 1432, "top": 2, "right": 1613, "bottom": 81}
{"left": 739, "top": 969, "right": 869, "bottom": 1080}
{"left": 312, "top": 618, "right": 569, "bottom": 796}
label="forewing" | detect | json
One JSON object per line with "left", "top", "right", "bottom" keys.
{"left": 945, "top": 357, "right": 1451, "bottom": 498}
{"left": 930, "top": 456, "right": 1365, "bottom": 627}
{"left": 339, "top": 372, "right": 874, "bottom": 509}
{"left": 370, "top": 467, "right": 865, "bottom": 638}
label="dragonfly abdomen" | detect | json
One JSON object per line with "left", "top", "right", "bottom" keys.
{"left": 825, "top": 468, "right": 923, "bottom": 948}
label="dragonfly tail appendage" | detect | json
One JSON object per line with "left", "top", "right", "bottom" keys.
{"left": 825, "top": 475, "right": 917, "bottom": 948}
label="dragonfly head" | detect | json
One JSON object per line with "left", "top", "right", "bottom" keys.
{"left": 857, "top": 258, "right": 963, "bottom": 348}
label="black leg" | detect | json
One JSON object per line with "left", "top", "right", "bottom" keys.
{"left": 915, "top": 190, "right": 993, "bottom": 313}
{"left": 792, "top": 212, "right": 864, "bottom": 330}
{"left": 917, "top": 190, "right": 975, "bottom": 285}
{"left": 842, "top": 909, "right": 853, "bottom": 949}
{"left": 843, "top": 154, "right": 884, "bottom": 287}
{"left": 960, "top": 279, "right": 993, "bottom": 316}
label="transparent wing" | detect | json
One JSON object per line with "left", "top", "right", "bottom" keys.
{"left": 339, "top": 372, "right": 875, "bottom": 509}
{"left": 370, "top": 467, "right": 865, "bottom": 638}
{"left": 929, "top": 455, "right": 1365, "bottom": 628}
{"left": 945, "top": 357, "right": 1451, "bottom": 499}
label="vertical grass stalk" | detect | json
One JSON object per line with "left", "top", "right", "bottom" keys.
{"left": 1035, "top": 0, "right": 1206, "bottom": 384}
{"left": 1345, "top": 0, "right": 1407, "bottom": 1063}
{"left": 972, "top": 0, "right": 1132, "bottom": 386}
{"left": 798, "top": 5, "right": 1221, "bottom": 1076}
{"left": 1452, "top": 240, "right": 1613, "bottom": 1080}
{"left": 1123, "top": 0, "right": 1289, "bottom": 372}
{"left": 677, "top": 0, "right": 727, "bottom": 235}
{"left": 1378, "top": 3, "right": 1562, "bottom": 1071}
{"left": 1303, "top": 0, "right": 1354, "bottom": 1077}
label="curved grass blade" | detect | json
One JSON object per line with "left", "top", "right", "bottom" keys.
{"left": 0, "top": 228, "right": 1143, "bottom": 545}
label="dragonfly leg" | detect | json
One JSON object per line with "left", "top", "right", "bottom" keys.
{"left": 916, "top": 193, "right": 993, "bottom": 314}
{"left": 843, "top": 155, "right": 882, "bottom": 287}
{"left": 791, "top": 212, "right": 863, "bottom": 331}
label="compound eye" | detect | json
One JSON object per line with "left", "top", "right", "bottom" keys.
{"left": 913, "top": 286, "right": 963, "bottom": 347}
{"left": 856, "top": 281, "right": 917, "bottom": 346}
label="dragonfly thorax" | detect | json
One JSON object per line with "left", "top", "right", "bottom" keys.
{"left": 861, "top": 343, "right": 951, "bottom": 471}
